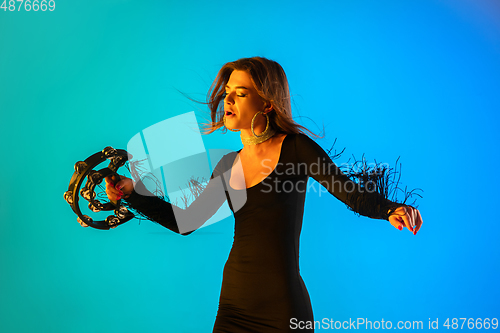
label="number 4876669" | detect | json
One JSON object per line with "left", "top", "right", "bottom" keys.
{"left": 1, "top": 0, "right": 55, "bottom": 11}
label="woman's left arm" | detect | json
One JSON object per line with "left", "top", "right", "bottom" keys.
{"left": 294, "top": 133, "right": 422, "bottom": 235}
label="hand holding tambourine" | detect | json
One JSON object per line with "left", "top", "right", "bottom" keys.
{"left": 104, "top": 175, "right": 133, "bottom": 202}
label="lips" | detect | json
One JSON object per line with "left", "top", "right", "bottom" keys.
{"left": 225, "top": 110, "right": 235, "bottom": 116}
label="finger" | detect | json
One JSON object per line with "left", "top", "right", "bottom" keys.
{"left": 389, "top": 215, "right": 404, "bottom": 231}
{"left": 407, "top": 206, "right": 416, "bottom": 229}
{"left": 107, "top": 193, "right": 120, "bottom": 201}
{"left": 105, "top": 181, "right": 123, "bottom": 200}
{"left": 115, "top": 180, "right": 126, "bottom": 190}
{"left": 114, "top": 184, "right": 125, "bottom": 199}
{"left": 408, "top": 208, "right": 417, "bottom": 235}
{"left": 415, "top": 209, "right": 423, "bottom": 234}
{"left": 400, "top": 208, "right": 414, "bottom": 233}
{"left": 105, "top": 178, "right": 112, "bottom": 188}
{"left": 105, "top": 174, "right": 120, "bottom": 185}
{"left": 106, "top": 188, "right": 123, "bottom": 199}
{"left": 105, "top": 175, "right": 115, "bottom": 185}
{"left": 106, "top": 177, "right": 124, "bottom": 191}
{"left": 106, "top": 180, "right": 118, "bottom": 190}
{"left": 106, "top": 183, "right": 121, "bottom": 196}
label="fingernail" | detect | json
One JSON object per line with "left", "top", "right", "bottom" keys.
{"left": 116, "top": 185, "right": 122, "bottom": 190}
{"left": 119, "top": 191, "right": 123, "bottom": 195}
{"left": 398, "top": 225, "right": 402, "bottom": 231}
{"left": 116, "top": 195, "right": 122, "bottom": 200}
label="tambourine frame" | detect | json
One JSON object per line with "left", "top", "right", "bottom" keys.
{"left": 64, "top": 146, "right": 134, "bottom": 230}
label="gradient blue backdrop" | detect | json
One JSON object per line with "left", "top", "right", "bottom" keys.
{"left": 1, "top": 0, "right": 499, "bottom": 332}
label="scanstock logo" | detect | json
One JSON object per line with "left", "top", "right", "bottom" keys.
{"left": 126, "top": 111, "right": 247, "bottom": 234}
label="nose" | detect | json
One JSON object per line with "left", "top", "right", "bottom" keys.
{"left": 224, "top": 92, "right": 234, "bottom": 105}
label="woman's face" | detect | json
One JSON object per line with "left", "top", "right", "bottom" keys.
{"left": 224, "top": 70, "right": 269, "bottom": 132}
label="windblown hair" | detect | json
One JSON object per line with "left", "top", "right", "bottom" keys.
{"left": 200, "top": 56, "right": 322, "bottom": 138}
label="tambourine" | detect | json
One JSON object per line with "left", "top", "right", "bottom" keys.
{"left": 64, "top": 146, "right": 135, "bottom": 230}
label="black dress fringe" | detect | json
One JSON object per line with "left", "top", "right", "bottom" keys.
{"left": 326, "top": 139, "right": 423, "bottom": 220}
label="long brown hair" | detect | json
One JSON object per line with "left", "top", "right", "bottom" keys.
{"left": 199, "top": 57, "right": 323, "bottom": 139}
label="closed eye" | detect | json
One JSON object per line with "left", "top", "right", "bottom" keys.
{"left": 222, "top": 92, "right": 247, "bottom": 98}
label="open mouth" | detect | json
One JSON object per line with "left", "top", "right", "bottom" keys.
{"left": 225, "top": 111, "right": 234, "bottom": 116}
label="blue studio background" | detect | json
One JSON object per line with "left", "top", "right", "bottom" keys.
{"left": 1, "top": 0, "right": 499, "bottom": 332}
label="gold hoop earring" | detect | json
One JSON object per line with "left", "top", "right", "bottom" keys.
{"left": 251, "top": 111, "right": 268, "bottom": 137}
{"left": 241, "top": 111, "right": 276, "bottom": 145}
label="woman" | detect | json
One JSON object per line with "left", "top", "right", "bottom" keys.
{"left": 105, "top": 57, "right": 423, "bottom": 332}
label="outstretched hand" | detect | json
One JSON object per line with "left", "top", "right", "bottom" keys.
{"left": 389, "top": 206, "right": 423, "bottom": 235}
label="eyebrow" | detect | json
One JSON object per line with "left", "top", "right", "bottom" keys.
{"left": 225, "top": 85, "right": 249, "bottom": 90}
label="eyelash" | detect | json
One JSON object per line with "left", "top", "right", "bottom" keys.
{"left": 222, "top": 92, "right": 246, "bottom": 98}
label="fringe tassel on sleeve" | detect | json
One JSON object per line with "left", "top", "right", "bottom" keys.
{"left": 122, "top": 158, "right": 209, "bottom": 226}
{"left": 326, "top": 140, "right": 423, "bottom": 220}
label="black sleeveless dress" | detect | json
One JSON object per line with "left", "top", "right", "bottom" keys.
{"left": 124, "top": 133, "right": 402, "bottom": 332}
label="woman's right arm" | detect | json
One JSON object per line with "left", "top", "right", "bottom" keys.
{"left": 105, "top": 155, "right": 230, "bottom": 235}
